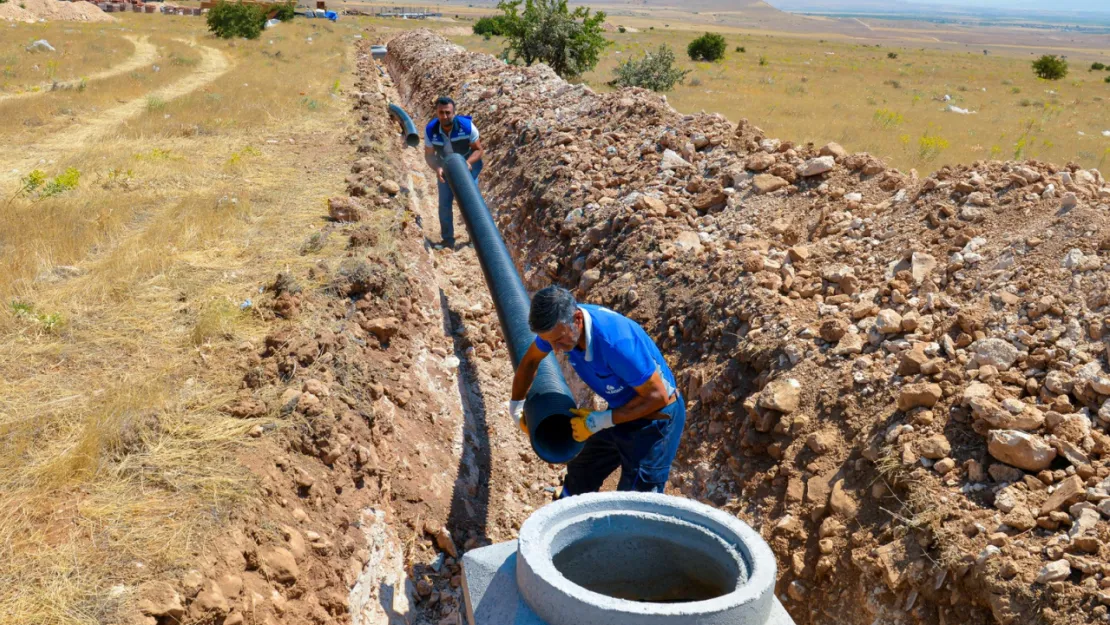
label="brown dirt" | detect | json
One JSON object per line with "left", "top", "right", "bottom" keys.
{"left": 122, "top": 32, "right": 563, "bottom": 625}
{"left": 386, "top": 28, "right": 1110, "bottom": 625}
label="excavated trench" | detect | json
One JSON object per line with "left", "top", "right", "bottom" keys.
{"left": 378, "top": 26, "right": 1110, "bottom": 625}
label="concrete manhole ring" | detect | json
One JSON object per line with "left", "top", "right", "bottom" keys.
{"left": 516, "top": 492, "right": 777, "bottom": 625}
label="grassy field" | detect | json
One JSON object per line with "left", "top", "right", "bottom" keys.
{"left": 0, "top": 13, "right": 360, "bottom": 624}
{"left": 451, "top": 26, "right": 1110, "bottom": 173}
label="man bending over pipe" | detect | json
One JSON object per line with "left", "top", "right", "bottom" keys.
{"left": 510, "top": 286, "right": 686, "bottom": 496}
{"left": 423, "top": 95, "right": 484, "bottom": 251}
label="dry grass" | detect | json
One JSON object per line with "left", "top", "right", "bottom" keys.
{"left": 452, "top": 27, "right": 1110, "bottom": 173}
{"left": 0, "top": 35, "right": 199, "bottom": 142}
{"left": 0, "top": 25, "right": 130, "bottom": 91}
{"left": 0, "top": 12, "right": 363, "bottom": 625}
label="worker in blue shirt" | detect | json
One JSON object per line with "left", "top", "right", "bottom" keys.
{"left": 423, "top": 95, "right": 484, "bottom": 251}
{"left": 509, "top": 286, "right": 686, "bottom": 497}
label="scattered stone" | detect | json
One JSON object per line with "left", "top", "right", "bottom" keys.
{"left": 660, "top": 149, "right": 692, "bottom": 170}
{"left": 1035, "top": 559, "right": 1071, "bottom": 584}
{"left": 753, "top": 174, "right": 790, "bottom": 194}
{"left": 971, "top": 338, "right": 1020, "bottom": 370}
{"left": 797, "top": 156, "right": 835, "bottom": 177}
{"left": 875, "top": 309, "right": 903, "bottom": 334}
{"left": 759, "top": 378, "right": 801, "bottom": 414}
{"left": 1040, "top": 475, "right": 1085, "bottom": 515}
{"left": 988, "top": 430, "right": 1056, "bottom": 471}
{"left": 261, "top": 547, "right": 299, "bottom": 585}
{"left": 917, "top": 434, "right": 951, "bottom": 460}
{"left": 897, "top": 383, "right": 942, "bottom": 411}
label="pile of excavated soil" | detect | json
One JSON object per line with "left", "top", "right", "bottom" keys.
{"left": 387, "top": 29, "right": 1110, "bottom": 625}
{"left": 2, "top": 0, "right": 115, "bottom": 22}
{"left": 124, "top": 36, "right": 567, "bottom": 625}
{"left": 0, "top": 3, "right": 38, "bottom": 22}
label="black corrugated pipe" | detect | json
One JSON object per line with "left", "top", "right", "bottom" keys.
{"left": 387, "top": 103, "right": 420, "bottom": 148}
{"left": 441, "top": 153, "right": 582, "bottom": 464}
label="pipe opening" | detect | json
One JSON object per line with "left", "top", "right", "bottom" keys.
{"left": 549, "top": 513, "right": 745, "bottom": 604}
{"left": 530, "top": 413, "right": 575, "bottom": 463}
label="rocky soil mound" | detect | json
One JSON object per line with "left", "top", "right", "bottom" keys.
{"left": 0, "top": 0, "right": 114, "bottom": 23}
{"left": 388, "top": 29, "right": 1110, "bottom": 625}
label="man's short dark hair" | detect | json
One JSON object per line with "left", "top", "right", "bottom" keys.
{"left": 435, "top": 96, "right": 455, "bottom": 109}
{"left": 530, "top": 286, "right": 577, "bottom": 334}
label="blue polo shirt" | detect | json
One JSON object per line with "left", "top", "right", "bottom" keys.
{"left": 425, "top": 115, "right": 480, "bottom": 160}
{"left": 534, "top": 304, "right": 677, "bottom": 409}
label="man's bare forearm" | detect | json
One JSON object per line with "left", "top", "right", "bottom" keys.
{"left": 425, "top": 152, "right": 442, "bottom": 171}
{"left": 466, "top": 148, "right": 484, "bottom": 166}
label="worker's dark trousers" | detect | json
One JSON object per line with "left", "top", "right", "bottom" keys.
{"left": 563, "top": 395, "right": 686, "bottom": 496}
{"left": 437, "top": 159, "right": 483, "bottom": 246}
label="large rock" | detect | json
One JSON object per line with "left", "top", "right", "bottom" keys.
{"left": 1035, "top": 560, "right": 1071, "bottom": 584}
{"left": 911, "top": 252, "right": 937, "bottom": 284}
{"left": 745, "top": 152, "right": 776, "bottom": 172}
{"left": 970, "top": 397, "right": 1044, "bottom": 431}
{"left": 797, "top": 156, "right": 835, "bottom": 177}
{"left": 660, "top": 149, "right": 692, "bottom": 170}
{"left": 136, "top": 582, "right": 185, "bottom": 621}
{"left": 819, "top": 142, "right": 848, "bottom": 159}
{"left": 971, "top": 338, "right": 1020, "bottom": 370}
{"left": 897, "top": 383, "right": 942, "bottom": 411}
{"left": 875, "top": 310, "right": 903, "bottom": 334}
{"left": 261, "top": 547, "right": 299, "bottom": 585}
{"left": 759, "top": 378, "right": 801, "bottom": 414}
{"left": 917, "top": 434, "right": 951, "bottom": 459}
{"left": 1040, "top": 475, "right": 1085, "bottom": 515}
{"left": 987, "top": 430, "right": 1056, "bottom": 471}
{"left": 753, "top": 174, "right": 790, "bottom": 194}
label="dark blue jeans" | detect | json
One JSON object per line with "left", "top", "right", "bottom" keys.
{"left": 437, "top": 159, "right": 483, "bottom": 245}
{"left": 563, "top": 395, "right": 686, "bottom": 495}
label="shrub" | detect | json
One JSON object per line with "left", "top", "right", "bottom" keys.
{"left": 617, "top": 25, "right": 626, "bottom": 33}
{"left": 1032, "top": 54, "right": 1068, "bottom": 80}
{"left": 687, "top": 32, "right": 726, "bottom": 62}
{"left": 272, "top": 1, "right": 295, "bottom": 22}
{"left": 887, "top": 51, "right": 898, "bottom": 59}
{"left": 1092, "top": 62, "right": 1106, "bottom": 71}
{"left": 872, "top": 108, "right": 904, "bottom": 128}
{"left": 758, "top": 55, "right": 768, "bottom": 66}
{"left": 495, "top": 0, "right": 607, "bottom": 79}
{"left": 1106, "top": 75, "right": 1110, "bottom": 84}
{"left": 473, "top": 15, "right": 510, "bottom": 36}
{"left": 206, "top": 1, "right": 266, "bottom": 40}
{"left": 609, "top": 44, "right": 689, "bottom": 91}
{"left": 735, "top": 45, "right": 745, "bottom": 53}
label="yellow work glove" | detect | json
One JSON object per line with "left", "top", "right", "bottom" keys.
{"left": 569, "top": 408, "right": 614, "bottom": 442}
{"left": 510, "top": 400, "right": 528, "bottom": 435}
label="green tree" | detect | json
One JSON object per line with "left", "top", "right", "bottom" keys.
{"left": 1032, "top": 54, "right": 1068, "bottom": 80}
{"left": 272, "top": 1, "right": 296, "bottom": 22}
{"left": 206, "top": 0, "right": 266, "bottom": 39}
{"left": 687, "top": 32, "right": 726, "bottom": 62}
{"left": 609, "top": 44, "right": 689, "bottom": 91}
{"left": 495, "top": 0, "right": 607, "bottom": 79}
{"left": 473, "top": 15, "right": 510, "bottom": 36}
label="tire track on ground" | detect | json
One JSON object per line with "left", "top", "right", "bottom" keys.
{"left": 0, "top": 41, "right": 230, "bottom": 187}
{"left": 0, "top": 35, "right": 158, "bottom": 103}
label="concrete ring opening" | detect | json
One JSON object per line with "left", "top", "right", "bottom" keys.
{"left": 550, "top": 512, "right": 743, "bottom": 603}
{"left": 515, "top": 492, "right": 779, "bottom": 625}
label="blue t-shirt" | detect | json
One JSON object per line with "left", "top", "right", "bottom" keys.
{"left": 425, "top": 115, "right": 480, "bottom": 159}
{"left": 534, "top": 304, "right": 677, "bottom": 409}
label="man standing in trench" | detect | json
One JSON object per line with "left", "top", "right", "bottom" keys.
{"left": 509, "top": 286, "right": 686, "bottom": 497}
{"left": 423, "top": 95, "right": 484, "bottom": 250}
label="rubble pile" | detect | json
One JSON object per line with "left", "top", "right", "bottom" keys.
{"left": 388, "top": 29, "right": 1110, "bottom": 625}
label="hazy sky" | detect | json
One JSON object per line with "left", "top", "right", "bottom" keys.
{"left": 888, "top": 0, "right": 1106, "bottom": 10}
{"left": 775, "top": 0, "right": 1110, "bottom": 12}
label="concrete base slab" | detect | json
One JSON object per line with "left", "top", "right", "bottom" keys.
{"left": 461, "top": 541, "right": 546, "bottom": 625}
{"left": 462, "top": 540, "right": 794, "bottom": 625}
